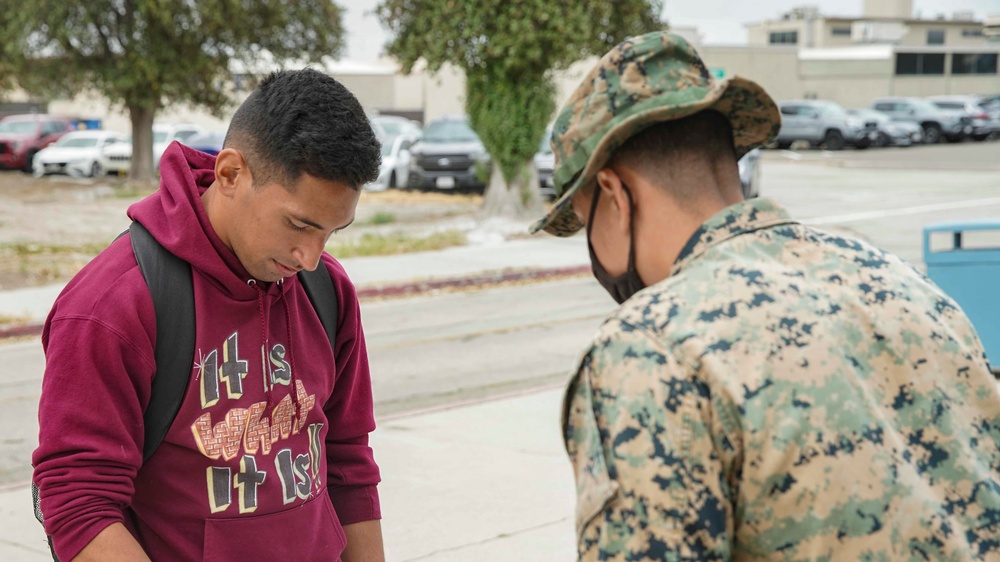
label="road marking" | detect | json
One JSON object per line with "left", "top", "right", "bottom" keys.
{"left": 804, "top": 197, "right": 1000, "bottom": 226}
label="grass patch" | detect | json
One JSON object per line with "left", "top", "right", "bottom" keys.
{"left": 0, "top": 241, "right": 111, "bottom": 290}
{"left": 0, "top": 313, "right": 31, "bottom": 325}
{"left": 368, "top": 211, "right": 397, "bottom": 225}
{"left": 326, "top": 230, "right": 467, "bottom": 258}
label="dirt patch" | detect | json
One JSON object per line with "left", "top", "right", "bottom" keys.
{"left": 0, "top": 171, "right": 483, "bottom": 290}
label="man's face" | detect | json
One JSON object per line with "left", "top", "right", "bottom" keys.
{"left": 570, "top": 180, "right": 630, "bottom": 277}
{"left": 228, "top": 171, "right": 359, "bottom": 283}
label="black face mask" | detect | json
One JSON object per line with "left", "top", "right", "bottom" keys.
{"left": 586, "top": 183, "right": 646, "bottom": 304}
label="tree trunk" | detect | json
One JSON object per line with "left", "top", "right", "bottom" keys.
{"left": 127, "top": 103, "right": 156, "bottom": 184}
{"left": 481, "top": 160, "right": 545, "bottom": 219}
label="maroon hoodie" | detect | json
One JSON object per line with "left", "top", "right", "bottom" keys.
{"left": 33, "top": 143, "right": 381, "bottom": 561}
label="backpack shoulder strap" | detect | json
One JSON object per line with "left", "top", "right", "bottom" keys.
{"left": 297, "top": 261, "right": 338, "bottom": 352}
{"left": 129, "top": 221, "right": 196, "bottom": 462}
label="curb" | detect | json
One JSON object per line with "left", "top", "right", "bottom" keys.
{"left": 355, "top": 264, "right": 590, "bottom": 299}
{"left": 0, "top": 265, "right": 591, "bottom": 341}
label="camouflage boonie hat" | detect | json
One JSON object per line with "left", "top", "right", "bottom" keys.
{"left": 531, "top": 31, "right": 781, "bottom": 237}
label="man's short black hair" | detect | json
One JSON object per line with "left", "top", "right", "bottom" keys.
{"left": 225, "top": 68, "right": 381, "bottom": 190}
{"left": 609, "top": 110, "right": 738, "bottom": 200}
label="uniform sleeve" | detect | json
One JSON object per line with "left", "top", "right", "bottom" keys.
{"left": 32, "top": 316, "right": 156, "bottom": 562}
{"left": 563, "top": 320, "right": 734, "bottom": 561}
{"left": 322, "top": 255, "right": 381, "bottom": 525}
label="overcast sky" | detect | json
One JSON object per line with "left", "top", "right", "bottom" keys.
{"left": 343, "top": 0, "right": 999, "bottom": 62}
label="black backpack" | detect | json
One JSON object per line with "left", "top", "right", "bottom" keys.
{"left": 32, "top": 221, "right": 339, "bottom": 560}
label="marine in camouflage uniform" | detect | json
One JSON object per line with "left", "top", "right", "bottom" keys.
{"left": 532, "top": 31, "right": 1000, "bottom": 561}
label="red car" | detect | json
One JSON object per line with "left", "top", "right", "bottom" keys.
{"left": 0, "top": 115, "right": 74, "bottom": 172}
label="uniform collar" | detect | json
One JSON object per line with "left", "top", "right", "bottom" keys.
{"left": 671, "top": 198, "right": 798, "bottom": 276}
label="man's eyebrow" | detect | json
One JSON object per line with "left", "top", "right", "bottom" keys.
{"left": 291, "top": 215, "right": 327, "bottom": 230}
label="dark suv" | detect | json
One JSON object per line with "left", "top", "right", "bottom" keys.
{"left": 406, "top": 115, "right": 489, "bottom": 192}
{"left": 0, "top": 114, "right": 73, "bottom": 172}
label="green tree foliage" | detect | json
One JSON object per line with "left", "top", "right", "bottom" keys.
{"left": 0, "top": 0, "right": 346, "bottom": 180}
{"left": 377, "top": 0, "right": 663, "bottom": 217}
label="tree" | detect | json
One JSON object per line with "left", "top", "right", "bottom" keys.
{"left": 0, "top": 0, "right": 346, "bottom": 181}
{"left": 377, "top": 0, "right": 663, "bottom": 218}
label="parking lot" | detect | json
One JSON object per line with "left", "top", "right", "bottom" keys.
{"left": 759, "top": 141, "right": 1000, "bottom": 266}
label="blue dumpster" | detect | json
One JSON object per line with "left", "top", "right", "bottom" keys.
{"left": 923, "top": 219, "right": 1000, "bottom": 373}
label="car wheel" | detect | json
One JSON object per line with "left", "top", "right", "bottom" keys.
{"left": 922, "top": 124, "right": 942, "bottom": 144}
{"left": 388, "top": 171, "right": 397, "bottom": 189}
{"left": 90, "top": 161, "right": 103, "bottom": 178}
{"left": 22, "top": 150, "right": 37, "bottom": 173}
{"left": 873, "top": 133, "right": 889, "bottom": 148}
{"left": 822, "top": 130, "right": 845, "bottom": 151}
{"left": 776, "top": 141, "right": 792, "bottom": 150}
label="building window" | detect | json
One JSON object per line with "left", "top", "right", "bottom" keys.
{"left": 952, "top": 53, "right": 999, "bottom": 75}
{"left": 769, "top": 31, "right": 799, "bottom": 44}
{"left": 927, "top": 29, "right": 945, "bottom": 45}
{"left": 962, "top": 28, "right": 984, "bottom": 38}
{"left": 895, "top": 53, "right": 946, "bottom": 75}
{"left": 831, "top": 27, "right": 852, "bottom": 36}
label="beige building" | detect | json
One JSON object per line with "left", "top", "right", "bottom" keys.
{"left": 746, "top": 1, "right": 989, "bottom": 49}
{"left": 719, "top": 0, "right": 999, "bottom": 108}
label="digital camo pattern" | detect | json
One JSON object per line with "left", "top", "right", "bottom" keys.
{"left": 563, "top": 197, "right": 1000, "bottom": 561}
{"left": 531, "top": 31, "right": 781, "bottom": 237}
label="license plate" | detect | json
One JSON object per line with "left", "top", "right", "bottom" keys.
{"left": 436, "top": 176, "right": 456, "bottom": 189}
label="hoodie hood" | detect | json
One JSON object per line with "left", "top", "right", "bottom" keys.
{"left": 128, "top": 142, "right": 261, "bottom": 301}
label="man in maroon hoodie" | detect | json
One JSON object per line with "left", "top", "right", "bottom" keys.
{"left": 32, "top": 69, "right": 385, "bottom": 561}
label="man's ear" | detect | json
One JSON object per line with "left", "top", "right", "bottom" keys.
{"left": 214, "top": 148, "right": 250, "bottom": 197}
{"left": 595, "top": 167, "right": 632, "bottom": 235}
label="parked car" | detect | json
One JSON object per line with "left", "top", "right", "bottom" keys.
{"left": 32, "top": 130, "right": 128, "bottom": 177}
{"left": 102, "top": 137, "right": 132, "bottom": 175}
{"left": 182, "top": 131, "right": 226, "bottom": 156}
{"left": 927, "top": 95, "right": 999, "bottom": 141}
{"left": 846, "top": 109, "right": 922, "bottom": 147}
{"left": 535, "top": 125, "right": 556, "bottom": 200}
{"left": 0, "top": 114, "right": 74, "bottom": 172}
{"left": 371, "top": 115, "right": 422, "bottom": 140}
{"left": 870, "top": 97, "right": 970, "bottom": 144}
{"left": 406, "top": 115, "right": 489, "bottom": 192}
{"left": 775, "top": 100, "right": 876, "bottom": 150}
{"left": 366, "top": 133, "right": 419, "bottom": 192}
{"left": 153, "top": 123, "right": 203, "bottom": 169}
{"left": 738, "top": 148, "right": 762, "bottom": 198}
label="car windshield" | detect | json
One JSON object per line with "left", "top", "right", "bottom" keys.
{"left": 0, "top": 121, "right": 38, "bottom": 134}
{"left": 538, "top": 128, "right": 553, "bottom": 154}
{"left": 57, "top": 137, "right": 100, "bottom": 148}
{"left": 380, "top": 137, "right": 395, "bottom": 157}
{"left": 376, "top": 120, "right": 405, "bottom": 137}
{"left": 423, "top": 120, "right": 479, "bottom": 143}
{"left": 153, "top": 131, "right": 169, "bottom": 143}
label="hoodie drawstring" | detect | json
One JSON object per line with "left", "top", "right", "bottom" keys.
{"left": 249, "top": 278, "right": 301, "bottom": 419}
{"left": 249, "top": 279, "right": 273, "bottom": 411}
{"left": 279, "top": 289, "right": 302, "bottom": 416}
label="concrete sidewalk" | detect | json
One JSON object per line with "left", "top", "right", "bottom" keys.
{"left": 0, "top": 388, "right": 577, "bottom": 562}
